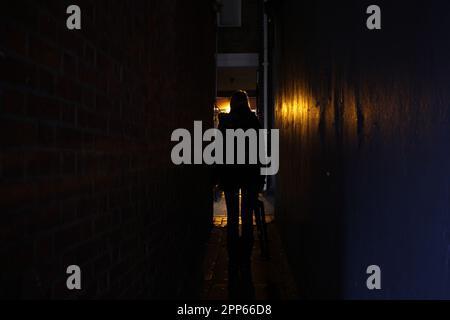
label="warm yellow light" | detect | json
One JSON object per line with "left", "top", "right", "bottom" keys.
{"left": 276, "top": 85, "right": 320, "bottom": 131}
{"left": 216, "top": 97, "right": 231, "bottom": 113}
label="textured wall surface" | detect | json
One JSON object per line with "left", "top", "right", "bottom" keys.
{"left": 0, "top": 0, "right": 216, "bottom": 298}
{"left": 273, "top": 0, "right": 450, "bottom": 299}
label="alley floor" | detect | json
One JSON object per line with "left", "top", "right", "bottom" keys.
{"left": 200, "top": 194, "right": 300, "bottom": 300}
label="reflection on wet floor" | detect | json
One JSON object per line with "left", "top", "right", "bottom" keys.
{"left": 202, "top": 193, "right": 300, "bottom": 300}
{"left": 213, "top": 191, "right": 275, "bottom": 227}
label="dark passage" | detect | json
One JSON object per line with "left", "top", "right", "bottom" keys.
{"left": 2, "top": 0, "right": 450, "bottom": 300}
{"left": 203, "top": 194, "right": 299, "bottom": 300}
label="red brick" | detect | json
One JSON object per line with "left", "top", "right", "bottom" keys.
{"left": 29, "top": 36, "right": 61, "bottom": 70}
{"left": 1, "top": 212, "right": 25, "bottom": 243}
{"left": 25, "top": 202, "right": 60, "bottom": 235}
{"left": 0, "top": 181, "right": 36, "bottom": 211}
{"left": 8, "top": 240, "right": 34, "bottom": 268}
{"left": 37, "top": 68, "right": 56, "bottom": 95}
{"left": 0, "top": 21, "right": 28, "bottom": 56}
{"left": 61, "top": 104, "right": 77, "bottom": 126}
{"left": 1, "top": 90, "right": 26, "bottom": 116}
{"left": 51, "top": 279, "right": 73, "bottom": 299}
{"left": 38, "top": 12, "right": 58, "bottom": 43}
{"left": 81, "top": 88, "right": 96, "bottom": 109}
{"left": 77, "top": 108, "right": 107, "bottom": 131}
{"left": 54, "top": 223, "right": 82, "bottom": 253}
{"left": 62, "top": 239, "right": 98, "bottom": 267}
{"left": 60, "top": 31, "right": 84, "bottom": 57}
{"left": 0, "top": 117, "right": 37, "bottom": 148}
{"left": 60, "top": 197, "right": 79, "bottom": 224}
{"left": 0, "top": 0, "right": 216, "bottom": 299}
{"left": 60, "top": 151, "right": 77, "bottom": 175}
{"left": 54, "top": 127, "right": 83, "bottom": 150}
{"left": 1, "top": 150, "right": 25, "bottom": 181}
{"left": 55, "top": 76, "right": 82, "bottom": 103}
{"left": 0, "top": 57, "right": 36, "bottom": 87}
{"left": 79, "top": 62, "right": 98, "bottom": 86}
{"left": 26, "top": 94, "right": 60, "bottom": 123}
{"left": 3, "top": 2, "right": 39, "bottom": 30}
{"left": 25, "top": 149, "right": 60, "bottom": 178}
{"left": 37, "top": 123, "right": 56, "bottom": 147}
{"left": 34, "top": 234, "right": 54, "bottom": 261}
{"left": 62, "top": 52, "right": 78, "bottom": 77}
{"left": 84, "top": 44, "right": 96, "bottom": 66}
{"left": 77, "top": 195, "right": 99, "bottom": 218}
{"left": 93, "top": 214, "right": 113, "bottom": 234}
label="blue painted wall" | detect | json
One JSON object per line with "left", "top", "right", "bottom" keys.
{"left": 272, "top": 0, "right": 450, "bottom": 298}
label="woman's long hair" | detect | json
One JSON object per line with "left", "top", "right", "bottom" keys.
{"left": 230, "top": 90, "right": 251, "bottom": 114}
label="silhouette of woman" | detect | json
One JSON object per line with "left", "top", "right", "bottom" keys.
{"left": 217, "top": 90, "right": 265, "bottom": 296}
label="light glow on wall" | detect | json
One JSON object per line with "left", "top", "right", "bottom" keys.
{"left": 276, "top": 86, "right": 319, "bottom": 130}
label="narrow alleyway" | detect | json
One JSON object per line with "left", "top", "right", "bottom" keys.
{"left": 4, "top": 0, "right": 450, "bottom": 300}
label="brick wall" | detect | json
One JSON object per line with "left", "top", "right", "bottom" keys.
{"left": 0, "top": 0, "right": 216, "bottom": 299}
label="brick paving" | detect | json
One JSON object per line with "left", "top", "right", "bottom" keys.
{"left": 201, "top": 195, "right": 300, "bottom": 300}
